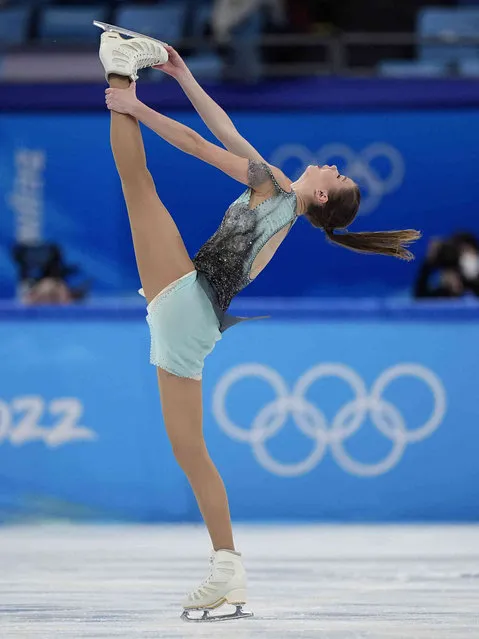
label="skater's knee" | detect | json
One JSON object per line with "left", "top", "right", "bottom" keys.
{"left": 120, "top": 165, "right": 154, "bottom": 190}
{"left": 170, "top": 438, "right": 209, "bottom": 472}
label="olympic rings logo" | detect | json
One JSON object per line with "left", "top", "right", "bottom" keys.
{"left": 269, "top": 143, "right": 405, "bottom": 214}
{"left": 213, "top": 363, "right": 446, "bottom": 477}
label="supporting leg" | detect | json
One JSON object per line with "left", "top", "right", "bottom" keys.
{"left": 109, "top": 75, "right": 194, "bottom": 302}
{"left": 157, "top": 369, "right": 235, "bottom": 551}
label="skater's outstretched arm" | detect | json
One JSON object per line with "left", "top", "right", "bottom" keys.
{"left": 106, "top": 83, "right": 289, "bottom": 190}
{"left": 154, "top": 45, "right": 265, "bottom": 162}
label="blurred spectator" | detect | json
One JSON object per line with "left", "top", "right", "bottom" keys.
{"left": 25, "top": 277, "right": 74, "bottom": 304}
{"left": 212, "top": 0, "right": 285, "bottom": 81}
{"left": 455, "top": 232, "right": 479, "bottom": 283}
{"left": 12, "top": 242, "right": 89, "bottom": 305}
{"left": 414, "top": 232, "right": 479, "bottom": 299}
{"left": 212, "top": 0, "right": 285, "bottom": 42}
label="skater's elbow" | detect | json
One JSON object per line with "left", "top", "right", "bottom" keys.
{"left": 189, "top": 131, "right": 209, "bottom": 159}
{"left": 163, "top": 121, "right": 202, "bottom": 157}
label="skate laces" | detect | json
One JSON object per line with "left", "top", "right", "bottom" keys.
{"left": 189, "top": 556, "right": 215, "bottom": 599}
{"left": 113, "top": 40, "right": 163, "bottom": 71}
{"left": 187, "top": 555, "right": 236, "bottom": 601}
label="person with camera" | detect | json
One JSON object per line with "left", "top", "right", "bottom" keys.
{"left": 414, "top": 233, "right": 479, "bottom": 298}
{"left": 12, "top": 242, "right": 89, "bottom": 305}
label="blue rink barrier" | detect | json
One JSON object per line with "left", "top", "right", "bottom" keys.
{"left": 0, "top": 299, "right": 478, "bottom": 523}
{"left": 3, "top": 78, "right": 479, "bottom": 112}
{"left": 1, "top": 107, "right": 479, "bottom": 298}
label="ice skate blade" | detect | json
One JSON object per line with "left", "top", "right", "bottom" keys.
{"left": 93, "top": 21, "right": 166, "bottom": 45}
{"left": 181, "top": 605, "right": 254, "bottom": 623}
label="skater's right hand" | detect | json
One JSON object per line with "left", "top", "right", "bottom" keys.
{"left": 153, "top": 44, "right": 189, "bottom": 79}
{"left": 105, "top": 82, "right": 140, "bottom": 116}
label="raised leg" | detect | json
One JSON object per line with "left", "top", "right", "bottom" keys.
{"left": 157, "top": 369, "right": 235, "bottom": 551}
{"left": 109, "top": 75, "right": 194, "bottom": 302}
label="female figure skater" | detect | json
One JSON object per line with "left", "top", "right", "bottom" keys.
{"left": 98, "top": 30, "right": 420, "bottom": 621}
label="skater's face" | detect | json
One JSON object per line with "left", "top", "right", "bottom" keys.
{"left": 292, "top": 165, "right": 361, "bottom": 232}
{"left": 295, "top": 165, "right": 356, "bottom": 209}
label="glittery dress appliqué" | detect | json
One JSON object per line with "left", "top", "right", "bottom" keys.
{"left": 193, "top": 161, "right": 298, "bottom": 312}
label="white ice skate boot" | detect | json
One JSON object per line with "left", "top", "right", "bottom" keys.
{"left": 99, "top": 31, "right": 168, "bottom": 81}
{"left": 181, "top": 550, "right": 253, "bottom": 622}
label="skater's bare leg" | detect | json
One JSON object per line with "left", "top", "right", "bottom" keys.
{"left": 109, "top": 74, "right": 193, "bottom": 302}
{"left": 157, "top": 369, "right": 235, "bottom": 551}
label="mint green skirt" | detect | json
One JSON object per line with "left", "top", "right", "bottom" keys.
{"left": 140, "top": 270, "right": 268, "bottom": 380}
{"left": 141, "top": 270, "right": 222, "bottom": 380}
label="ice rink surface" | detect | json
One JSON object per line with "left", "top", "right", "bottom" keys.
{"left": 1, "top": 523, "right": 478, "bottom": 638}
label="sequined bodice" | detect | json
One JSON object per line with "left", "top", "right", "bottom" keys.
{"left": 193, "top": 162, "right": 298, "bottom": 311}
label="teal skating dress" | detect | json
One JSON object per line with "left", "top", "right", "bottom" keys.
{"left": 144, "top": 161, "right": 298, "bottom": 379}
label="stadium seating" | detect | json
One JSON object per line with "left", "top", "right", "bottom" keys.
{"left": 459, "top": 57, "right": 479, "bottom": 76}
{"left": 0, "top": 6, "right": 31, "bottom": 46}
{"left": 184, "top": 52, "right": 223, "bottom": 80}
{"left": 38, "top": 5, "right": 109, "bottom": 43}
{"left": 418, "top": 8, "right": 479, "bottom": 64}
{"left": 115, "top": 4, "right": 188, "bottom": 45}
{"left": 378, "top": 60, "right": 447, "bottom": 78}
{"left": 3, "top": 1, "right": 479, "bottom": 80}
{"left": 378, "top": 7, "right": 479, "bottom": 78}
{"left": 183, "top": 2, "right": 223, "bottom": 81}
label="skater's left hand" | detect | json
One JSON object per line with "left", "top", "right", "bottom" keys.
{"left": 105, "top": 82, "right": 140, "bottom": 115}
{"left": 153, "top": 44, "right": 188, "bottom": 79}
